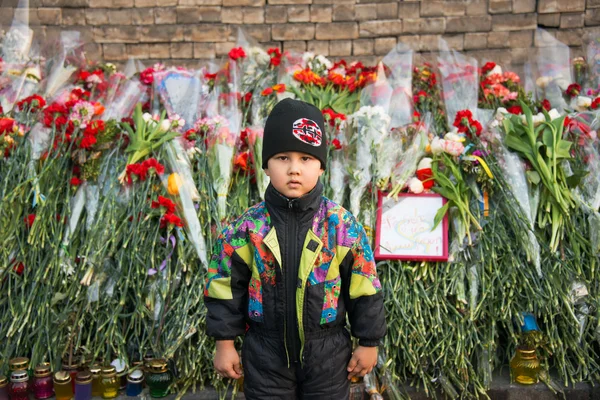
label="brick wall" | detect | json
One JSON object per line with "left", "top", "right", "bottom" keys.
{"left": 1, "top": 0, "right": 600, "bottom": 68}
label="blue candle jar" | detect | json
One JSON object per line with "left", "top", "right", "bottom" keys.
{"left": 126, "top": 370, "right": 144, "bottom": 397}
{"left": 74, "top": 371, "right": 92, "bottom": 400}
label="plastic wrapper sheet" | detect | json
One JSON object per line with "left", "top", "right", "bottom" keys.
{"left": 102, "top": 76, "right": 146, "bottom": 121}
{"left": 164, "top": 140, "right": 208, "bottom": 267}
{"left": 347, "top": 104, "right": 390, "bottom": 219}
{"left": 584, "top": 28, "right": 600, "bottom": 92}
{"left": 382, "top": 42, "right": 413, "bottom": 128}
{"left": 235, "top": 28, "right": 272, "bottom": 93}
{"left": 389, "top": 115, "right": 429, "bottom": 197}
{"left": 531, "top": 29, "right": 572, "bottom": 112}
{"left": 438, "top": 38, "right": 478, "bottom": 128}
{"left": 43, "top": 31, "right": 82, "bottom": 99}
{"left": 154, "top": 68, "right": 203, "bottom": 131}
{"left": 491, "top": 124, "right": 542, "bottom": 276}
{"left": 247, "top": 126, "right": 269, "bottom": 199}
{"left": 328, "top": 121, "right": 349, "bottom": 204}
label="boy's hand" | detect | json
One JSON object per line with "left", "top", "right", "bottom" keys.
{"left": 214, "top": 340, "right": 243, "bottom": 379}
{"left": 347, "top": 345, "right": 378, "bottom": 380}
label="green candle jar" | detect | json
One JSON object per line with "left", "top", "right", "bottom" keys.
{"left": 145, "top": 360, "right": 172, "bottom": 398}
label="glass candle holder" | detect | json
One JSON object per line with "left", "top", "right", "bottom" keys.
{"left": 111, "top": 359, "right": 127, "bottom": 391}
{"left": 9, "top": 370, "right": 30, "bottom": 400}
{"left": 0, "top": 376, "right": 8, "bottom": 400}
{"left": 8, "top": 358, "right": 29, "bottom": 372}
{"left": 33, "top": 363, "right": 54, "bottom": 400}
{"left": 75, "top": 371, "right": 92, "bottom": 400}
{"left": 510, "top": 347, "right": 541, "bottom": 384}
{"left": 62, "top": 358, "right": 80, "bottom": 393}
{"left": 126, "top": 370, "right": 144, "bottom": 397}
{"left": 90, "top": 365, "right": 103, "bottom": 397}
{"left": 145, "top": 359, "right": 172, "bottom": 398}
{"left": 100, "top": 366, "right": 119, "bottom": 399}
{"left": 53, "top": 371, "right": 73, "bottom": 400}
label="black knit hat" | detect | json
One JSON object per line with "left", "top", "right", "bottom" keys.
{"left": 262, "top": 98, "right": 327, "bottom": 169}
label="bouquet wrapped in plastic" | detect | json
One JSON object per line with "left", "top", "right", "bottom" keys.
{"left": 531, "top": 29, "right": 572, "bottom": 112}
{"left": 438, "top": 38, "right": 478, "bottom": 128}
{"left": 383, "top": 42, "right": 413, "bottom": 129}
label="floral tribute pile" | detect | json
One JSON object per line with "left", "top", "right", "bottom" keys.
{"left": 1, "top": 16, "right": 600, "bottom": 399}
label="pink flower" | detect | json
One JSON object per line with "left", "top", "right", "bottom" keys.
{"left": 503, "top": 71, "right": 520, "bottom": 83}
{"left": 442, "top": 140, "right": 465, "bottom": 157}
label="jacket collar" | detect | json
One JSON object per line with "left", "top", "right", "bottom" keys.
{"left": 265, "top": 180, "right": 323, "bottom": 212}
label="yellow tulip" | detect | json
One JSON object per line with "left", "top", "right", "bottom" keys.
{"left": 167, "top": 173, "right": 182, "bottom": 196}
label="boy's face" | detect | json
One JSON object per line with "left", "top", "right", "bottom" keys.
{"left": 264, "top": 151, "right": 324, "bottom": 199}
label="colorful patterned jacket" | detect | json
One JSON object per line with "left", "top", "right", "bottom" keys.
{"left": 204, "top": 190, "right": 387, "bottom": 365}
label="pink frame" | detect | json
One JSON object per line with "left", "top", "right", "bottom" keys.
{"left": 374, "top": 191, "right": 449, "bottom": 262}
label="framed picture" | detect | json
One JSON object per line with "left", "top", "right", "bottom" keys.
{"left": 374, "top": 192, "right": 449, "bottom": 261}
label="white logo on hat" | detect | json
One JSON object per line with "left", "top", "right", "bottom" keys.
{"left": 292, "top": 118, "right": 322, "bottom": 146}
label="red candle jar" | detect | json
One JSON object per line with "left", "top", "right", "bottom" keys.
{"left": 9, "top": 370, "right": 29, "bottom": 400}
{"left": 62, "top": 358, "right": 80, "bottom": 392}
{"left": 33, "top": 363, "right": 54, "bottom": 400}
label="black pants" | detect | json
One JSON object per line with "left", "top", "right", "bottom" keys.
{"left": 242, "top": 327, "right": 352, "bottom": 399}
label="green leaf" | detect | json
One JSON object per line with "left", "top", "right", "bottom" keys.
{"left": 555, "top": 140, "right": 573, "bottom": 159}
{"left": 526, "top": 170, "right": 541, "bottom": 185}
{"left": 432, "top": 201, "right": 451, "bottom": 231}
{"left": 504, "top": 134, "right": 532, "bottom": 155}
{"left": 566, "top": 168, "right": 589, "bottom": 189}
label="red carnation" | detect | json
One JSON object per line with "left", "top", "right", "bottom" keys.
{"left": 142, "top": 158, "right": 165, "bottom": 175}
{"left": 261, "top": 87, "right": 274, "bottom": 96}
{"left": 228, "top": 47, "right": 246, "bottom": 61}
{"left": 80, "top": 135, "right": 97, "bottom": 149}
{"left": 0, "top": 117, "right": 15, "bottom": 134}
{"left": 0, "top": 105, "right": 4, "bottom": 115}
{"left": 160, "top": 212, "right": 184, "bottom": 229}
{"left": 151, "top": 195, "right": 176, "bottom": 214}
{"left": 24, "top": 214, "right": 36, "bottom": 228}
{"left": 140, "top": 68, "right": 155, "bottom": 85}
{"left": 507, "top": 105, "right": 523, "bottom": 115}
{"left": 592, "top": 98, "right": 600, "bottom": 110}
{"left": 84, "top": 120, "right": 105, "bottom": 136}
{"left": 331, "top": 138, "right": 342, "bottom": 150}
{"left": 243, "top": 92, "right": 252, "bottom": 103}
{"left": 234, "top": 151, "right": 250, "bottom": 172}
{"left": 70, "top": 177, "right": 83, "bottom": 186}
{"left": 566, "top": 83, "right": 581, "bottom": 98}
{"left": 481, "top": 62, "right": 496, "bottom": 75}
{"left": 541, "top": 99, "right": 551, "bottom": 111}
{"left": 17, "top": 94, "right": 46, "bottom": 112}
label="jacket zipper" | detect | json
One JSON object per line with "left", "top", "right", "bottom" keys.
{"left": 286, "top": 199, "right": 299, "bottom": 365}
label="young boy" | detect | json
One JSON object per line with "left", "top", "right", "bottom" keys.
{"left": 204, "top": 98, "right": 386, "bottom": 399}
